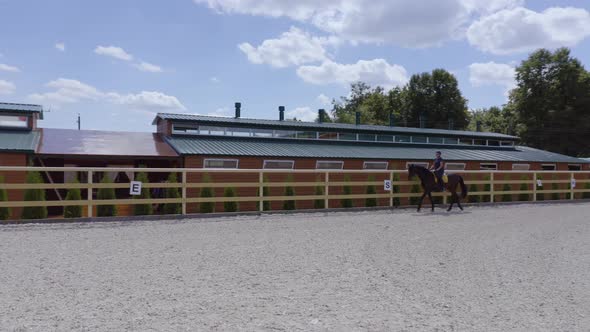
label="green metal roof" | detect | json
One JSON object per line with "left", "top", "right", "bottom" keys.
{"left": 154, "top": 113, "right": 518, "bottom": 141}
{"left": 166, "top": 136, "right": 587, "bottom": 163}
{"left": 0, "top": 102, "right": 43, "bottom": 119}
{"left": 0, "top": 130, "right": 40, "bottom": 153}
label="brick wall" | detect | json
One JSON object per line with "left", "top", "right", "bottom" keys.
{"left": 0, "top": 153, "right": 28, "bottom": 219}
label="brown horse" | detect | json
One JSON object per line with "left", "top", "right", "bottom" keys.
{"left": 408, "top": 164, "right": 468, "bottom": 212}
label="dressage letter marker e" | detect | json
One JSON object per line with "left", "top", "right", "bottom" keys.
{"left": 130, "top": 181, "right": 142, "bottom": 195}
{"left": 384, "top": 180, "right": 392, "bottom": 191}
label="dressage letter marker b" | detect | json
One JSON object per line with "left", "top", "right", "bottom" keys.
{"left": 384, "top": 180, "right": 392, "bottom": 191}
{"left": 130, "top": 181, "right": 142, "bottom": 195}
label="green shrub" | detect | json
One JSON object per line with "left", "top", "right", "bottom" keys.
{"left": 341, "top": 175, "right": 353, "bottom": 208}
{"left": 162, "top": 173, "right": 181, "bottom": 215}
{"left": 501, "top": 175, "right": 512, "bottom": 202}
{"left": 200, "top": 173, "right": 215, "bottom": 213}
{"left": 468, "top": 183, "right": 480, "bottom": 203}
{"left": 283, "top": 175, "right": 296, "bottom": 210}
{"left": 64, "top": 180, "right": 82, "bottom": 219}
{"left": 551, "top": 175, "right": 560, "bottom": 200}
{"left": 314, "top": 185, "right": 325, "bottom": 209}
{"left": 22, "top": 171, "right": 48, "bottom": 219}
{"left": 133, "top": 172, "right": 153, "bottom": 216}
{"left": 96, "top": 176, "right": 117, "bottom": 217}
{"left": 0, "top": 176, "right": 10, "bottom": 220}
{"left": 365, "top": 175, "right": 377, "bottom": 207}
{"left": 409, "top": 183, "right": 421, "bottom": 205}
{"left": 536, "top": 175, "right": 544, "bottom": 201}
{"left": 392, "top": 173, "right": 400, "bottom": 207}
{"left": 483, "top": 175, "right": 491, "bottom": 202}
{"left": 256, "top": 175, "right": 271, "bottom": 212}
{"left": 223, "top": 187, "right": 238, "bottom": 212}
{"left": 583, "top": 182, "right": 590, "bottom": 199}
{"left": 518, "top": 175, "right": 530, "bottom": 202}
{"left": 566, "top": 182, "right": 572, "bottom": 200}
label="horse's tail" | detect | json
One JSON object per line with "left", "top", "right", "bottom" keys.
{"left": 460, "top": 177, "right": 468, "bottom": 199}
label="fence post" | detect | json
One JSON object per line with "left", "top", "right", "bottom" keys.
{"left": 389, "top": 171, "right": 394, "bottom": 207}
{"left": 181, "top": 171, "right": 187, "bottom": 215}
{"left": 570, "top": 172, "right": 575, "bottom": 200}
{"left": 533, "top": 172, "right": 537, "bottom": 202}
{"left": 490, "top": 172, "right": 494, "bottom": 203}
{"left": 324, "top": 172, "right": 329, "bottom": 209}
{"left": 259, "top": 171, "right": 264, "bottom": 212}
{"left": 87, "top": 170, "right": 93, "bottom": 217}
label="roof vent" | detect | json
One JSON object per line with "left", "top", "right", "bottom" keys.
{"left": 355, "top": 111, "right": 361, "bottom": 125}
{"left": 278, "top": 106, "right": 285, "bottom": 121}
{"left": 235, "top": 102, "right": 241, "bottom": 119}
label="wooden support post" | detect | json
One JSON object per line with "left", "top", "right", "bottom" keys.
{"left": 571, "top": 172, "right": 575, "bottom": 200}
{"left": 490, "top": 172, "right": 494, "bottom": 203}
{"left": 389, "top": 171, "right": 394, "bottom": 207}
{"left": 324, "top": 172, "right": 329, "bottom": 209}
{"left": 532, "top": 172, "right": 537, "bottom": 202}
{"left": 181, "top": 171, "right": 187, "bottom": 215}
{"left": 87, "top": 170, "right": 93, "bottom": 217}
{"left": 259, "top": 172, "right": 264, "bottom": 212}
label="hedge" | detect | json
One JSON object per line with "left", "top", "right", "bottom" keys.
{"left": 22, "top": 171, "right": 48, "bottom": 220}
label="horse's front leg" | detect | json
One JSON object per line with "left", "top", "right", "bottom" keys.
{"left": 427, "top": 192, "right": 435, "bottom": 212}
{"left": 417, "top": 193, "right": 427, "bottom": 212}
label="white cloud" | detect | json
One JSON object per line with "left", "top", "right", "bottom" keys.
{"left": 28, "top": 78, "right": 185, "bottom": 112}
{"left": 134, "top": 61, "right": 163, "bottom": 73}
{"left": 94, "top": 45, "right": 134, "bottom": 61}
{"left": 286, "top": 106, "right": 316, "bottom": 121}
{"left": 206, "top": 107, "right": 231, "bottom": 117}
{"left": 196, "top": 0, "right": 526, "bottom": 48}
{"left": 317, "top": 93, "right": 331, "bottom": 106}
{"left": 0, "top": 63, "right": 20, "bottom": 72}
{"left": 238, "top": 27, "right": 331, "bottom": 68}
{"left": 297, "top": 59, "right": 408, "bottom": 88}
{"left": 110, "top": 91, "right": 185, "bottom": 111}
{"left": 210, "top": 77, "right": 220, "bottom": 83}
{"left": 55, "top": 43, "right": 65, "bottom": 52}
{"left": 467, "top": 7, "right": 590, "bottom": 55}
{"left": 0, "top": 80, "right": 16, "bottom": 95}
{"left": 469, "top": 62, "right": 515, "bottom": 88}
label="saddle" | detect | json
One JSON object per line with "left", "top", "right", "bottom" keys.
{"left": 434, "top": 173, "right": 449, "bottom": 184}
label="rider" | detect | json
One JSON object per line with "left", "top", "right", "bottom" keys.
{"left": 430, "top": 151, "right": 445, "bottom": 191}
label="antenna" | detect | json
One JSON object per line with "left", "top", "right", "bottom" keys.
{"left": 77, "top": 113, "right": 81, "bottom": 130}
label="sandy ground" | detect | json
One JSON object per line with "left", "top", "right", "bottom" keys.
{"left": 1, "top": 203, "right": 589, "bottom": 332}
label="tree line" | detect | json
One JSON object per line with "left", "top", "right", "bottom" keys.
{"left": 324, "top": 48, "right": 590, "bottom": 157}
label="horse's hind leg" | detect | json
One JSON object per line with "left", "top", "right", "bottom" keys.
{"left": 417, "top": 193, "right": 426, "bottom": 212}
{"left": 428, "top": 192, "right": 435, "bottom": 212}
{"left": 447, "top": 193, "right": 456, "bottom": 211}
{"left": 457, "top": 195, "right": 464, "bottom": 211}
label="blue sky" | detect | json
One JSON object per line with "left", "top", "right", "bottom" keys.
{"left": 0, "top": 0, "right": 589, "bottom": 132}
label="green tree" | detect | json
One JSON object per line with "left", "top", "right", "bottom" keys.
{"left": 341, "top": 175, "right": 353, "bottom": 208}
{"left": 508, "top": 48, "right": 590, "bottom": 156}
{"left": 314, "top": 185, "right": 325, "bottom": 209}
{"left": 63, "top": 180, "right": 82, "bottom": 219}
{"left": 97, "top": 176, "right": 117, "bottom": 217}
{"left": 283, "top": 175, "right": 296, "bottom": 210}
{"left": 518, "top": 175, "right": 530, "bottom": 202}
{"left": 403, "top": 69, "right": 469, "bottom": 129}
{"left": 133, "top": 172, "right": 153, "bottom": 216}
{"left": 365, "top": 175, "right": 377, "bottom": 207}
{"left": 162, "top": 173, "right": 181, "bottom": 215}
{"left": 22, "top": 172, "right": 48, "bottom": 219}
{"left": 468, "top": 106, "right": 517, "bottom": 135}
{"left": 199, "top": 174, "right": 215, "bottom": 213}
{"left": 223, "top": 187, "right": 238, "bottom": 212}
{"left": 0, "top": 176, "right": 11, "bottom": 220}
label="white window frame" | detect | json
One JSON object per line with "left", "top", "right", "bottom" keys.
{"left": 445, "top": 163, "right": 466, "bottom": 171}
{"left": 568, "top": 164, "right": 582, "bottom": 171}
{"left": 363, "top": 161, "right": 389, "bottom": 170}
{"left": 480, "top": 163, "right": 498, "bottom": 170}
{"left": 406, "top": 162, "right": 429, "bottom": 169}
{"left": 315, "top": 160, "right": 344, "bottom": 170}
{"left": 541, "top": 164, "right": 556, "bottom": 171}
{"left": 512, "top": 163, "right": 530, "bottom": 171}
{"left": 203, "top": 158, "right": 239, "bottom": 169}
{"left": 263, "top": 160, "right": 295, "bottom": 170}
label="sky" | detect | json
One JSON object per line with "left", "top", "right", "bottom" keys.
{"left": 0, "top": 0, "right": 589, "bottom": 132}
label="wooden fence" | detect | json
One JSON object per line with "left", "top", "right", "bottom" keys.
{"left": 0, "top": 166, "right": 590, "bottom": 220}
